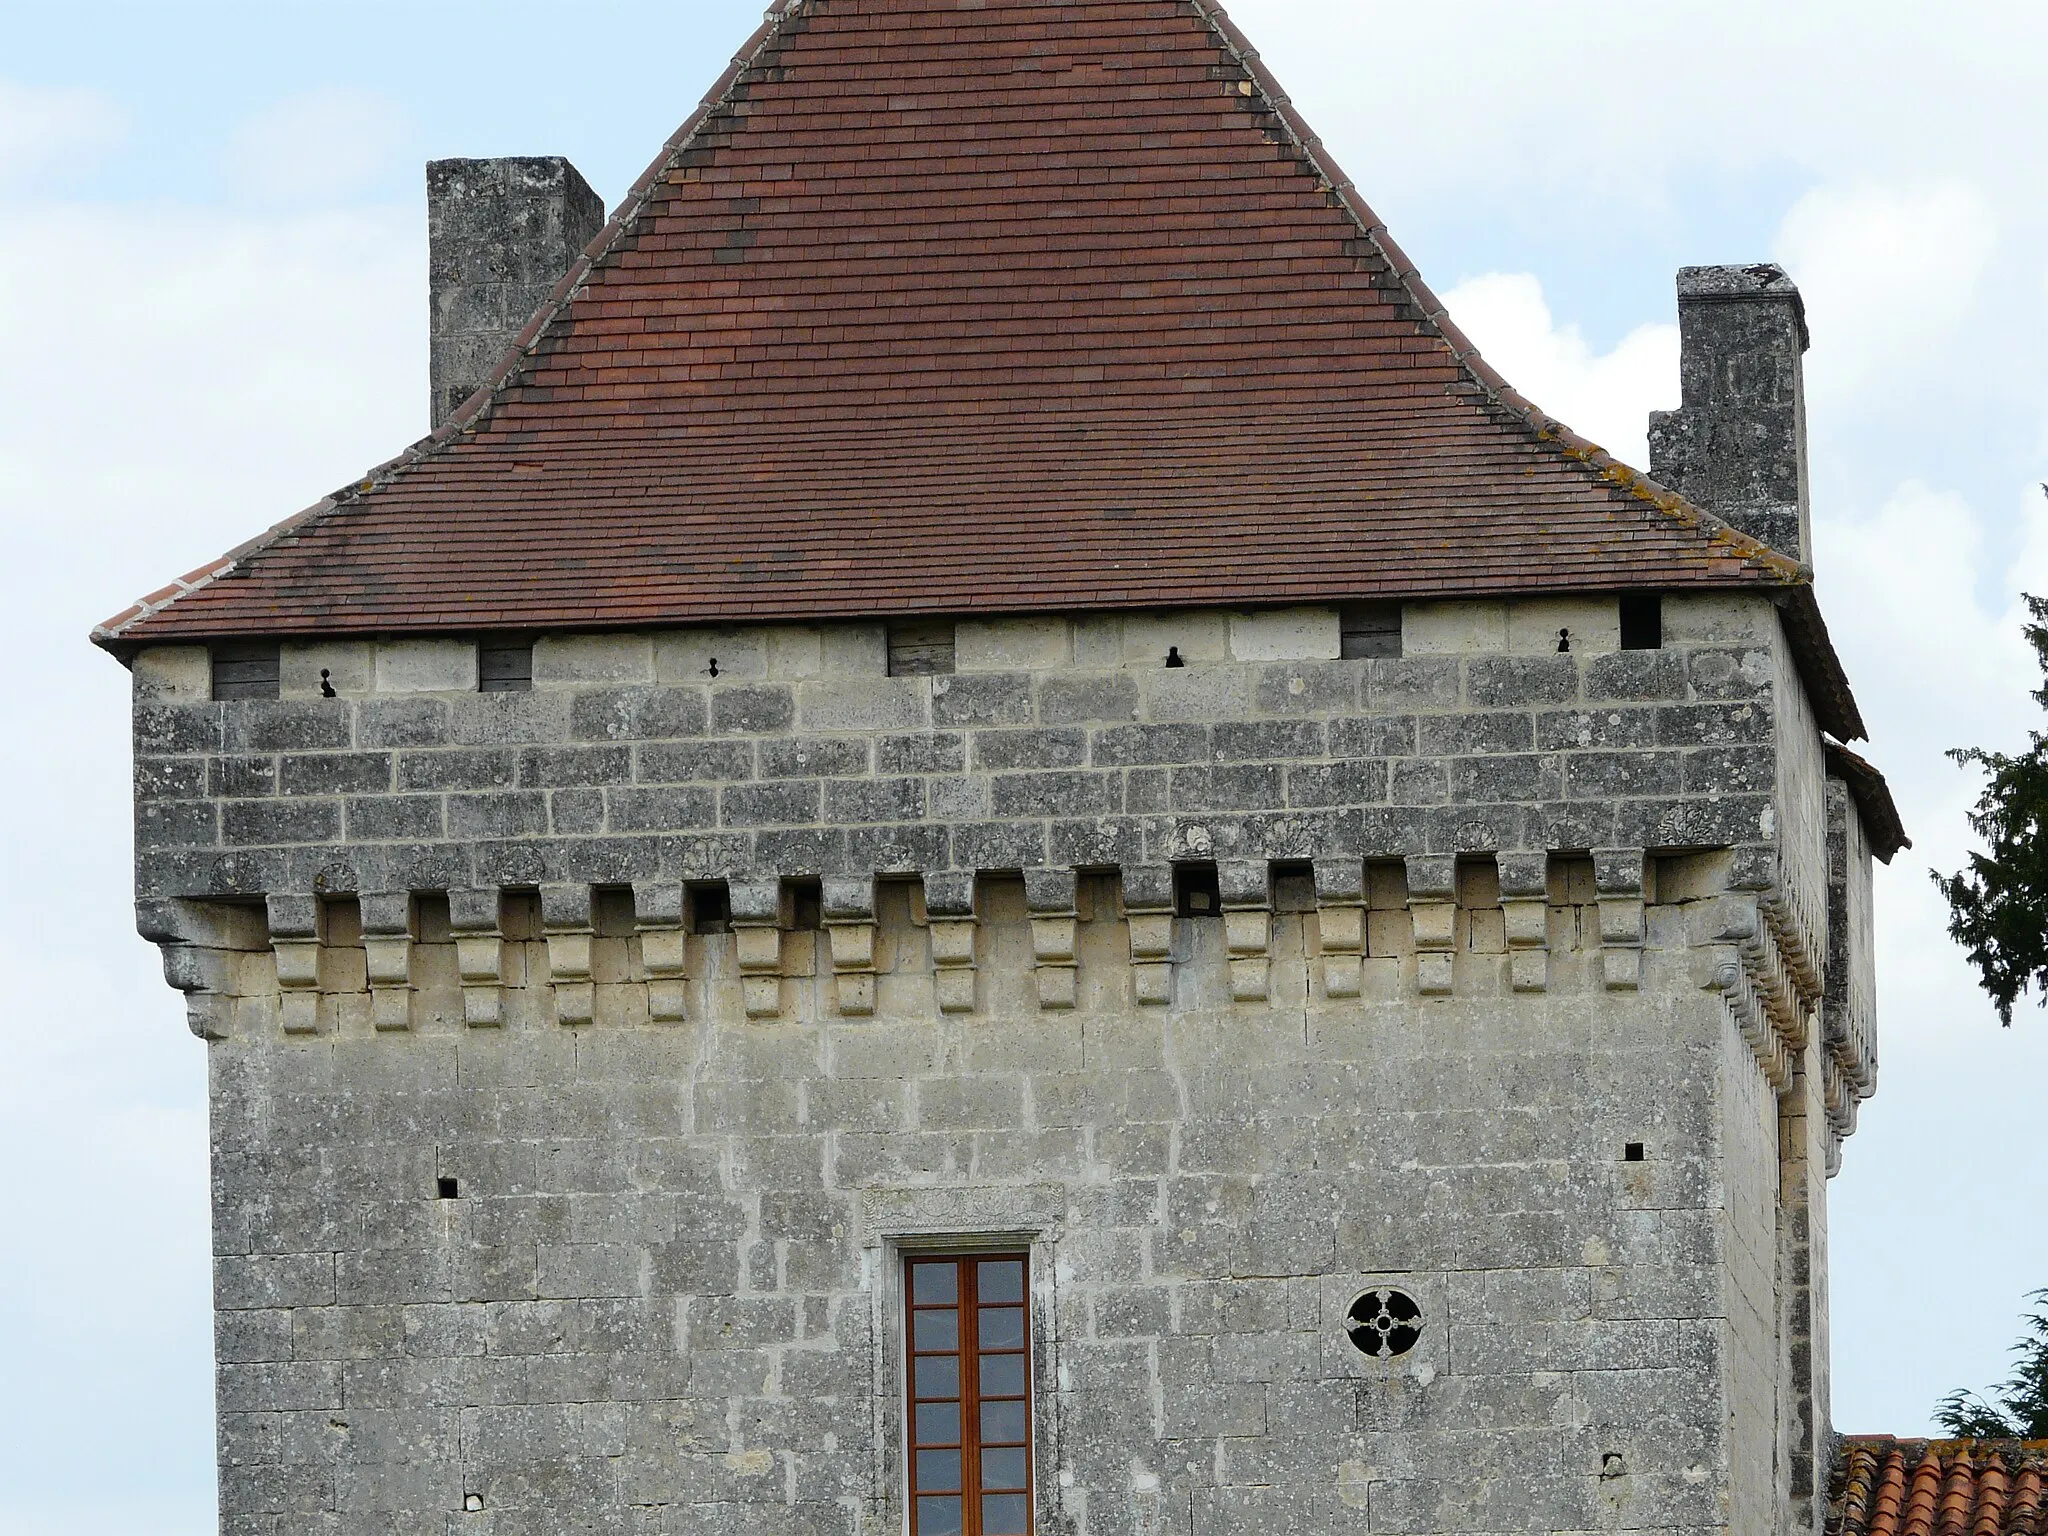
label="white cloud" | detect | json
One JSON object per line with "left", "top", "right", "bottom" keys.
{"left": 0, "top": 186, "right": 423, "bottom": 1521}
{"left": 1777, "top": 182, "right": 1998, "bottom": 404}
{"left": 1441, "top": 271, "right": 1677, "bottom": 466}
{"left": 227, "top": 87, "right": 406, "bottom": 206}
{"left": 0, "top": 200, "right": 425, "bottom": 605}
{"left": 1233, "top": 0, "right": 2048, "bottom": 210}
{"left": 1814, "top": 473, "right": 2048, "bottom": 1430}
{"left": 0, "top": 82, "right": 122, "bottom": 184}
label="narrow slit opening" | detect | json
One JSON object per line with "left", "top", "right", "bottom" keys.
{"left": 787, "top": 879, "right": 823, "bottom": 932}
{"left": 691, "top": 883, "right": 732, "bottom": 934}
{"left": 1173, "top": 862, "right": 1221, "bottom": 919}
{"left": 1619, "top": 594, "right": 1662, "bottom": 651}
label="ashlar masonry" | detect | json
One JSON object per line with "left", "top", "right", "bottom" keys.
{"left": 97, "top": 4, "right": 1905, "bottom": 1535}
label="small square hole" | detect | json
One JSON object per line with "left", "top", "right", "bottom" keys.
{"left": 1623, "top": 1143, "right": 1646, "bottom": 1163}
{"left": 691, "top": 884, "right": 732, "bottom": 934}
{"left": 1618, "top": 594, "right": 1662, "bottom": 651}
{"left": 1174, "top": 862, "right": 1221, "bottom": 918}
{"left": 1271, "top": 861, "right": 1316, "bottom": 914}
{"left": 787, "top": 879, "right": 823, "bottom": 932}
{"left": 436, "top": 1177, "right": 460, "bottom": 1199}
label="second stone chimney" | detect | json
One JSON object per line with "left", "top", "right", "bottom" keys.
{"left": 427, "top": 157, "right": 606, "bottom": 429}
{"left": 1648, "top": 263, "right": 1811, "bottom": 566}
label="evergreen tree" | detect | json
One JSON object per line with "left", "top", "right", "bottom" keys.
{"left": 1934, "top": 1291, "right": 2048, "bottom": 1439}
{"left": 1933, "top": 589, "right": 2048, "bottom": 1024}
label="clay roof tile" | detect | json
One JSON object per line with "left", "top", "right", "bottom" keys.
{"left": 1835, "top": 1441, "right": 2048, "bottom": 1536}
{"left": 95, "top": 0, "right": 1863, "bottom": 739}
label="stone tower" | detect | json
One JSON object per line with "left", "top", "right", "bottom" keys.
{"left": 98, "top": 4, "right": 1904, "bottom": 1535}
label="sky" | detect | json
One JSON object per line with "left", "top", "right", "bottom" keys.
{"left": 2, "top": 1, "right": 2046, "bottom": 1529}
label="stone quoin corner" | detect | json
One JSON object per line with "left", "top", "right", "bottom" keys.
{"left": 95, "top": 2, "right": 1936, "bottom": 1533}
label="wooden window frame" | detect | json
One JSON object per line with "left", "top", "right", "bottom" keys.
{"left": 1339, "top": 600, "right": 1402, "bottom": 660}
{"left": 888, "top": 620, "right": 957, "bottom": 677}
{"left": 904, "top": 1253, "right": 1034, "bottom": 1536}
{"left": 211, "top": 640, "right": 281, "bottom": 701}
{"left": 478, "top": 635, "right": 535, "bottom": 693}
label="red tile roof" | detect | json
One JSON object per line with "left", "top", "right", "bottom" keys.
{"left": 1832, "top": 1438, "right": 2048, "bottom": 1536}
{"left": 95, "top": 0, "right": 1858, "bottom": 733}
{"left": 1827, "top": 740, "right": 1911, "bottom": 862}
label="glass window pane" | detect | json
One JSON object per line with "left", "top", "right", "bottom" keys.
{"left": 915, "top": 1355, "right": 960, "bottom": 1399}
{"left": 917, "top": 1495, "right": 963, "bottom": 1536}
{"left": 977, "top": 1259, "right": 1024, "bottom": 1303}
{"left": 980, "top": 1353, "right": 1026, "bottom": 1398}
{"left": 914, "top": 1309, "right": 960, "bottom": 1352}
{"left": 982, "top": 1492, "right": 1029, "bottom": 1535}
{"left": 912, "top": 1263, "right": 959, "bottom": 1304}
{"left": 981, "top": 1399, "right": 1027, "bottom": 1444}
{"left": 916, "top": 1448, "right": 962, "bottom": 1492}
{"left": 978, "top": 1306, "right": 1025, "bottom": 1350}
{"left": 982, "top": 1446, "right": 1028, "bottom": 1491}
{"left": 915, "top": 1401, "right": 961, "bottom": 1446}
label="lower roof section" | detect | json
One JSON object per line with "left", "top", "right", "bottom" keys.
{"left": 1831, "top": 1438, "right": 2048, "bottom": 1536}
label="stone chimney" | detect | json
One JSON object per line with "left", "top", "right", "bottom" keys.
{"left": 426, "top": 157, "right": 606, "bottom": 428}
{"left": 1647, "top": 263, "right": 1811, "bottom": 566}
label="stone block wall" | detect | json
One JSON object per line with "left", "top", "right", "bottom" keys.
{"left": 124, "top": 593, "right": 1866, "bottom": 1536}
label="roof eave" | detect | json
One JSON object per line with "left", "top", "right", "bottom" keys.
{"left": 1824, "top": 737, "right": 1909, "bottom": 862}
{"left": 93, "top": 0, "right": 812, "bottom": 658}
{"left": 1775, "top": 584, "right": 1868, "bottom": 745}
{"left": 97, "top": 0, "right": 1861, "bottom": 755}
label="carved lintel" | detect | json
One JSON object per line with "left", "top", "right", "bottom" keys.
{"left": 541, "top": 883, "right": 594, "bottom": 1027}
{"left": 633, "top": 882, "right": 688, "bottom": 1024}
{"left": 360, "top": 891, "right": 415, "bottom": 1032}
